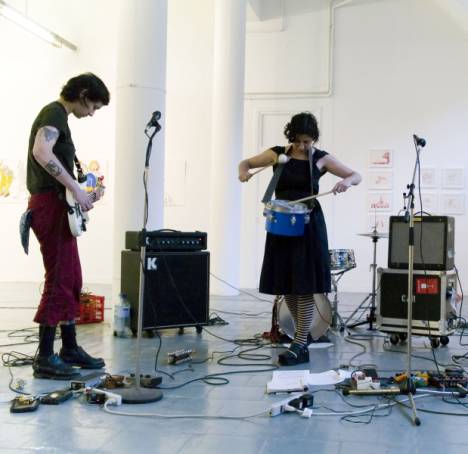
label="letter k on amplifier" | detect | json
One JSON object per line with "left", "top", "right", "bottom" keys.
{"left": 147, "top": 257, "right": 158, "bottom": 270}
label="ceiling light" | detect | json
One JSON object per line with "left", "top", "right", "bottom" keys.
{"left": 0, "top": 0, "right": 77, "bottom": 51}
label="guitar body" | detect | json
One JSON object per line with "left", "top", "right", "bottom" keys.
{"left": 65, "top": 176, "right": 104, "bottom": 237}
{"left": 65, "top": 186, "right": 90, "bottom": 237}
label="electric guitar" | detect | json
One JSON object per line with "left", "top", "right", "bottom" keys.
{"left": 65, "top": 176, "right": 105, "bottom": 237}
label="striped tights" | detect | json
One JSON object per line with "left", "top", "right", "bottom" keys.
{"left": 284, "top": 294, "right": 315, "bottom": 345}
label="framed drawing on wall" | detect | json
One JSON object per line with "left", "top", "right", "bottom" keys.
{"left": 368, "top": 170, "right": 392, "bottom": 190}
{"left": 440, "top": 194, "right": 465, "bottom": 215}
{"left": 420, "top": 167, "right": 437, "bottom": 189}
{"left": 367, "top": 214, "right": 389, "bottom": 232}
{"left": 442, "top": 168, "right": 465, "bottom": 189}
{"left": 369, "top": 149, "right": 393, "bottom": 168}
{"left": 367, "top": 192, "right": 392, "bottom": 212}
{"left": 419, "top": 193, "right": 438, "bottom": 213}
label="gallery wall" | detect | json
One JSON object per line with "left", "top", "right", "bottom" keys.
{"left": 1, "top": 0, "right": 467, "bottom": 297}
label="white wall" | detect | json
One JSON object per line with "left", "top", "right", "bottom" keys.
{"left": 0, "top": 0, "right": 117, "bottom": 284}
{"left": 237, "top": 0, "right": 468, "bottom": 292}
{"left": 1, "top": 0, "right": 467, "bottom": 296}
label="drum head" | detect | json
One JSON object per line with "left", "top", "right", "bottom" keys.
{"left": 278, "top": 294, "right": 332, "bottom": 341}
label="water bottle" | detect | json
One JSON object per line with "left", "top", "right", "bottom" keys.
{"left": 113, "top": 293, "right": 132, "bottom": 337}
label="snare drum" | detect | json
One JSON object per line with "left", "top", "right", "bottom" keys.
{"left": 329, "top": 249, "right": 356, "bottom": 271}
{"left": 264, "top": 200, "right": 310, "bottom": 237}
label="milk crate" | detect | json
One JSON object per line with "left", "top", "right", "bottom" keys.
{"left": 76, "top": 293, "right": 105, "bottom": 324}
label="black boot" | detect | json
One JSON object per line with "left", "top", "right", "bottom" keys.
{"left": 278, "top": 342, "right": 310, "bottom": 366}
{"left": 59, "top": 346, "right": 105, "bottom": 369}
{"left": 33, "top": 354, "right": 80, "bottom": 380}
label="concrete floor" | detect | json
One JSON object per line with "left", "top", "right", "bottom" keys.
{"left": 1, "top": 282, "right": 468, "bottom": 453}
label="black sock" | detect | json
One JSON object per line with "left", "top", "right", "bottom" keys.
{"left": 38, "top": 325, "right": 56, "bottom": 357}
{"left": 60, "top": 323, "right": 79, "bottom": 350}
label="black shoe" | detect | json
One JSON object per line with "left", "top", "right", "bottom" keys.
{"left": 278, "top": 342, "right": 310, "bottom": 366}
{"left": 59, "top": 346, "right": 105, "bottom": 369}
{"left": 33, "top": 354, "right": 80, "bottom": 380}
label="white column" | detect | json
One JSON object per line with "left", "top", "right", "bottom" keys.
{"left": 112, "top": 0, "right": 168, "bottom": 303}
{"left": 209, "top": 0, "right": 247, "bottom": 295}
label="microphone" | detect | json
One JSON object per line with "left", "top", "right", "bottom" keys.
{"left": 146, "top": 111, "right": 162, "bottom": 129}
{"left": 413, "top": 134, "right": 426, "bottom": 147}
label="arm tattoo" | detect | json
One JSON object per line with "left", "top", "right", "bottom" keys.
{"left": 41, "top": 127, "right": 59, "bottom": 143}
{"left": 45, "top": 160, "right": 62, "bottom": 177}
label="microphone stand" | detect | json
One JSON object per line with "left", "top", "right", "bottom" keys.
{"left": 399, "top": 135, "right": 424, "bottom": 426}
{"left": 113, "top": 117, "right": 163, "bottom": 404}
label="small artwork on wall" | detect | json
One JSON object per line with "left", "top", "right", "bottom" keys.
{"left": 440, "top": 193, "right": 465, "bottom": 215}
{"left": 442, "top": 168, "right": 465, "bottom": 189}
{"left": 367, "top": 213, "right": 388, "bottom": 233}
{"left": 420, "top": 167, "right": 437, "bottom": 189}
{"left": 369, "top": 149, "right": 393, "bottom": 168}
{"left": 368, "top": 170, "right": 392, "bottom": 190}
{"left": 0, "top": 159, "right": 28, "bottom": 202}
{"left": 419, "top": 192, "right": 438, "bottom": 214}
{"left": 367, "top": 192, "right": 392, "bottom": 212}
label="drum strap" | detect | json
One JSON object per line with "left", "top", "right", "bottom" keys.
{"left": 261, "top": 146, "right": 316, "bottom": 205}
{"left": 308, "top": 147, "right": 316, "bottom": 209}
{"left": 261, "top": 161, "right": 285, "bottom": 204}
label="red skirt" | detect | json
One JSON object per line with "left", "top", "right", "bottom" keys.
{"left": 28, "top": 191, "right": 82, "bottom": 325}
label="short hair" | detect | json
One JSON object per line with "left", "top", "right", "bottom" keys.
{"left": 60, "top": 73, "right": 110, "bottom": 105}
{"left": 284, "top": 112, "right": 320, "bottom": 143}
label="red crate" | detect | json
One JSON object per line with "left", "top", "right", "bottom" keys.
{"left": 76, "top": 293, "right": 105, "bottom": 324}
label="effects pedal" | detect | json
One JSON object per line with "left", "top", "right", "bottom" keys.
{"left": 41, "top": 389, "right": 74, "bottom": 405}
{"left": 125, "top": 374, "right": 162, "bottom": 388}
{"left": 167, "top": 349, "right": 193, "bottom": 365}
{"left": 70, "top": 371, "right": 107, "bottom": 390}
{"left": 10, "top": 395, "right": 40, "bottom": 413}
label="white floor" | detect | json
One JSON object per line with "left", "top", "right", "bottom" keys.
{"left": 1, "top": 282, "right": 468, "bottom": 454}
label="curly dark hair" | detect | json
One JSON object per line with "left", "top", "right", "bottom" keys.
{"left": 60, "top": 73, "right": 110, "bottom": 105}
{"left": 283, "top": 112, "right": 319, "bottom": 143}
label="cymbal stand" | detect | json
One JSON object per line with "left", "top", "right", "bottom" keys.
{"left": 345, "top": 227, "right": 380, "bottom": 330}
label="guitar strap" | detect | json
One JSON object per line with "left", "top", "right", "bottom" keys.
{"left": 73, "top": 155, "right": 87, "bottom": 183}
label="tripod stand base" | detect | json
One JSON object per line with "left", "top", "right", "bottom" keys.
{"left": 112, "top": 386, "right": 163, "bottom": 404}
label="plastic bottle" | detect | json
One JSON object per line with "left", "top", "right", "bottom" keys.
{"left": 113, "top": 293, "right": 132, "bottom": 337}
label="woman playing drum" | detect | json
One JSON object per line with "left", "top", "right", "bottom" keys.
{"left": 238, "top": 112, "right": 361, "bottom": 365}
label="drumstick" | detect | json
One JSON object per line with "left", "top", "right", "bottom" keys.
{"left": 289, "top": 190, "right": 334, "bottom": 205}
{"left": 249, "top": 154, "right": 290, "bottom": 177}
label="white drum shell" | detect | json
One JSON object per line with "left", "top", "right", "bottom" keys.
{"left": 278, "top": 294, "right": 332, "bottom": 341}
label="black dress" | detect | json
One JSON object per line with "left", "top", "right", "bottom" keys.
{"left": 259, "top": 146, "right": 331, "bottom": 295}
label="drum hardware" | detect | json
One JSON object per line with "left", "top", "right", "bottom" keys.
{"left": 329, "top": 249, "right": 356, "bottom": 332}
{"left": 345, "top": 227, "right": 388, "bottom": 330}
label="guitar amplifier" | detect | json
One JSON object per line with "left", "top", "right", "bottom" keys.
{"left": 125, "top": 230, "right": 207, "bottom": 252}
{"left": 376, "top": 268, "right": 458, "bottom": 336}
{"left": 121, "top": 250, "right": 209, "bottom": 330}
{"left": 388, "top": 216, "right": 455, "bottom": 270}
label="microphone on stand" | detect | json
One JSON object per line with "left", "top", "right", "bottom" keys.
{"left": 413, "top": 134, "right": 426, "bottom": 148}
{"left": 146, "top": 111, "right": 162, "bottom": 130}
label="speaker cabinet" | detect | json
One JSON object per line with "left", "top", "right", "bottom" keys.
{"left": 121, "top": 250, "right": 210, "bottom": 330}
{"left": 388, "top": 216, "right": 455, "bottom": 270}
{"left": 376, "top": 268, "right": 457, "bottom": 336}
